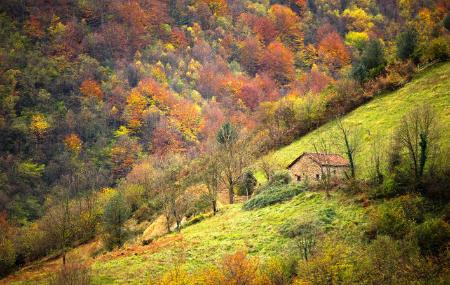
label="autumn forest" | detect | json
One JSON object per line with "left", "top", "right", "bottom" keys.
{"left": 0, "top": 0, "right": 450, "bottom": 284}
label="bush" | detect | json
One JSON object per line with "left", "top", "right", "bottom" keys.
{"left": 237, "top": 171, "right": 257, "bottom": 196}
{"left": 396, "top": 28, "right": 418, "bottom": 60}
{"left": 269, "top": 170, "right": 292, "bottom": 186}
{"left": 369, "top": 202, "right": 412, "bottom": 240}
{"left": 0, "top": 238, "right": 16, "bottom": 277}
{"left": 415, "top": 218, "right": 450, "bottom": 256}
{"left": 48, "top": 263, "right": 91, "bottom": 285}
{"left": 243, "top": 184, "right": 304, "bottom": 210}
{"left": 102, "top": 192, "right": 130, "bottom": 250}
{"left": 422, "top": 37, "right": 450, "bottom": 63}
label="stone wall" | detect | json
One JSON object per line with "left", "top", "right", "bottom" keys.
{"left": 288, "top": 156, "right": 348, "bottom": 183}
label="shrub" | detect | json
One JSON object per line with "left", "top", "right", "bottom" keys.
{"left": 415, "top": 218, "right": 450, "bottom": 256}
{"left": 269, "top": 170, "right": 292, "bottom": 185}
{"left": 280, "top": 221, "right": 318, "bottom": 261}
{"left": 237, "top": 171, "right": 257, "bottom": 196}
{"left": 422, "top": 37, "right": 450, "bottom": 63}
{"left": 48, "top": 263, "right": 91, "bottom": 285}
{"left": 369, "top": 202, "right": 412, "bottom": 239}
{"left": 243, "top": 184, "right": 305, "bottom": 210}
{"left": 259, "top": 256, "right": 298, "bottom": 285}
{"left": 0, "top": 238, "right": 15, "bottom": 277}
{"left": 396, "top": 28, "right": 418, "bottom": 60}
{"left": 102, "top": 192, "right": 130, "bottom": 250}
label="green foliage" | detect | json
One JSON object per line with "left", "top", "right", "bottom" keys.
{"left": 243, "top": 184, "right": 305, "bottom": 210}
{"left": 396, "top": 28, "right": 418, "bottom": 60}
{"left": 216, "top": 122, "right": 238, "bottom": 146}
{"left": 269, "top": 170, "right": 292, "bottom": 185}
{"left": 237, "top": 171, "right": 257, "bottom": 196}
{"left": 444, "top": 12, "right": 450, "bottom": 31}
{"left": 0, "top": 238, "right": 16, "bottom": 277}
{"left": 422, "top": 37, "right": 450, "bottom": 62}
{"left": 352, "top": 38, "right": 386, "bottom": 82}
{"left": 415, "top": 218, "right": 450, "bottom": 256}
{"left": 102, "top": 193, "right": 130, "bottom": 249}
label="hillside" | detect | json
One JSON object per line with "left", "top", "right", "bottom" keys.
{"left": 266, "top": 62, "right": 450, "bottom": 177}
{"left": 4, "top": 191, "right": 365, "bottom": 285}
{"left": 4, "top": 62, "right": 449, "bottom": 284}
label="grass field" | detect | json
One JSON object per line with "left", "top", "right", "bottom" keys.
{"left": 265, "top": 62, "right": 450, "bottom": 177}
{"left": 91, "top": 191, "right": 365, "bottom": 284}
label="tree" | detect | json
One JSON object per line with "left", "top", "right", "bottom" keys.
{"left": 445, "top": 11, "right": 450, "bottom": 31}
{"left": 335, "top": 118, "right": 362, "bottom": 179}
{"left": 352, "top": 38, "right": 386, "bottom": 82}
{"left": 197, "top": 150, "right": 221, "bottom": 214}
{"left": 0, "top": 211, "right": 16, "bottom": 277}
{"left": 396, "top": 28, "right": 418, "bottom": 60}
{"left": 238, "top": 171, "right": 257, "bottom": 198}
{"left": 102, "top": 191, "right": 130, "bottom": 249}
{"left": 216, "top": 122, "right": 251, "bottom": 204}
{"left": 261, "top": 41, "right": 295, "bottom": 86}
{"left": 79, "top": 79, "right": 103, "bottom": 100}
{"left": 41, "top": 186, "right": 76, "bottom": 266}
{"left": 396, "top": 106, "right": 438, "bottom": 191}
{"left": 312, "top": 136, "right": 334, "bottom": 196}
{"left": 317, "top": 31, "right": 350, "bottom": 72}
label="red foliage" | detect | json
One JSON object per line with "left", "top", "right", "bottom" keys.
{"left": 151, "top": 119, "right": 185, "bottom": 157}
{"left": 253, "top": 17, "right": 278, "bottom": 45}
{"left": 296, "top": 66, "right": 334, "bottom": 94}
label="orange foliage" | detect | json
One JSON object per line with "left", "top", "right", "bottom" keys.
{"left": 24, "top": 16, "right": 45, "bottom": 39}
{"left": 201, "top": 0, "right": 228, "bottom": 16}
{"left": 268, "top": 4, "right": 303, "bottom": 47}
{"left": 80, "top": 79, "right": 103, "bottom": 100}
{"left": 317, "top": 32, "right": 351, "bottom": 71}
{"left": 111, "top": 138, "right": 140, "bottom": 179}
{"left": 201, "top": 251, "right": 259, "bottom": 285}
{"left": 64, "top": 133, "right": 82, "bottom": 153}
{"left": 262, "top": 41, "right": 295, "bottom": 85}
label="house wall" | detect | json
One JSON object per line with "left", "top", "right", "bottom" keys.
{"left": 289, "top": 156, "right": 348, "bottom": 183}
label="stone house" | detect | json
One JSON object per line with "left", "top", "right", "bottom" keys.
{"left": 287, "top": 152, "right": 349, "bottom": 183}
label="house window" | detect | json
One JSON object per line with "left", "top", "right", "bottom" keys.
{"left": 316, "top": 174, "right": 320, "bottom": 180}
{"left": 333, "top": 169, "right": 336, "bottom": 175}
{"left": 296, "top": 175, "right": 301, "bottom": 182}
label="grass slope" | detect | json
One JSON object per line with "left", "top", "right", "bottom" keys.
{"left": 91, "top": 191, "right": 365, "bottom": 284}
{"left": 267, "top": 62, "right": 450, "bottom": 177}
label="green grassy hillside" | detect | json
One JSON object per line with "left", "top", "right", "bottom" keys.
{"left": 266, "top": 62, "right": 450, "bottom": 177}
{"left": 91, "top": 191, "right": 365, "bottom": 284}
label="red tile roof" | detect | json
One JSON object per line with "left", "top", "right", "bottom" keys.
{"left": 287, "top": 152, "right": 349, "bottom": 168}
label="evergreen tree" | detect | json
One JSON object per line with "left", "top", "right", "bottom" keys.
{"left": 397, "top": 28, "right": 418, "bottom": 60}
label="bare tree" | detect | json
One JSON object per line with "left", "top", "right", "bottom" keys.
{"left": 334, "top": 117, "right": 363, "bottom": 179}
{"left": 42, "top": 186, "right": 76, "bottom": 266}
{"left": 368, "top": 131, "right": 385, "bottom": 185}
{"left": 216, "top": 123, "right": 252, "bottom": 204}
{"left": 312, "top": 136, "right": 333, "bottom": 197}
{"left": 196, "top": 150, "right": 221, "bottom": 214}
{"left": 396, "top": 106, "right": 438, "bottom": 189}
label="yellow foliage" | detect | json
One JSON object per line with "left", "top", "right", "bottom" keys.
{"left": 30, "top": 114, "right": 49, "bottom": 137}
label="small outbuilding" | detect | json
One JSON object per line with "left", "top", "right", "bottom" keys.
{"left": 287, "top": 152, "right": 349, "bottom": 183}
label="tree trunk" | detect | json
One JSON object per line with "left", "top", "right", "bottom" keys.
{"left": 228, "top": 187, "right": 234, "bottom": 204}
{"left": 212, "top": 200, "right": 217, "bottom": 215}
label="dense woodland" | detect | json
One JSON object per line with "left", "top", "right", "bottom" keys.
{"left": 0, "top": 0, "right": 450, "bottom": 283}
